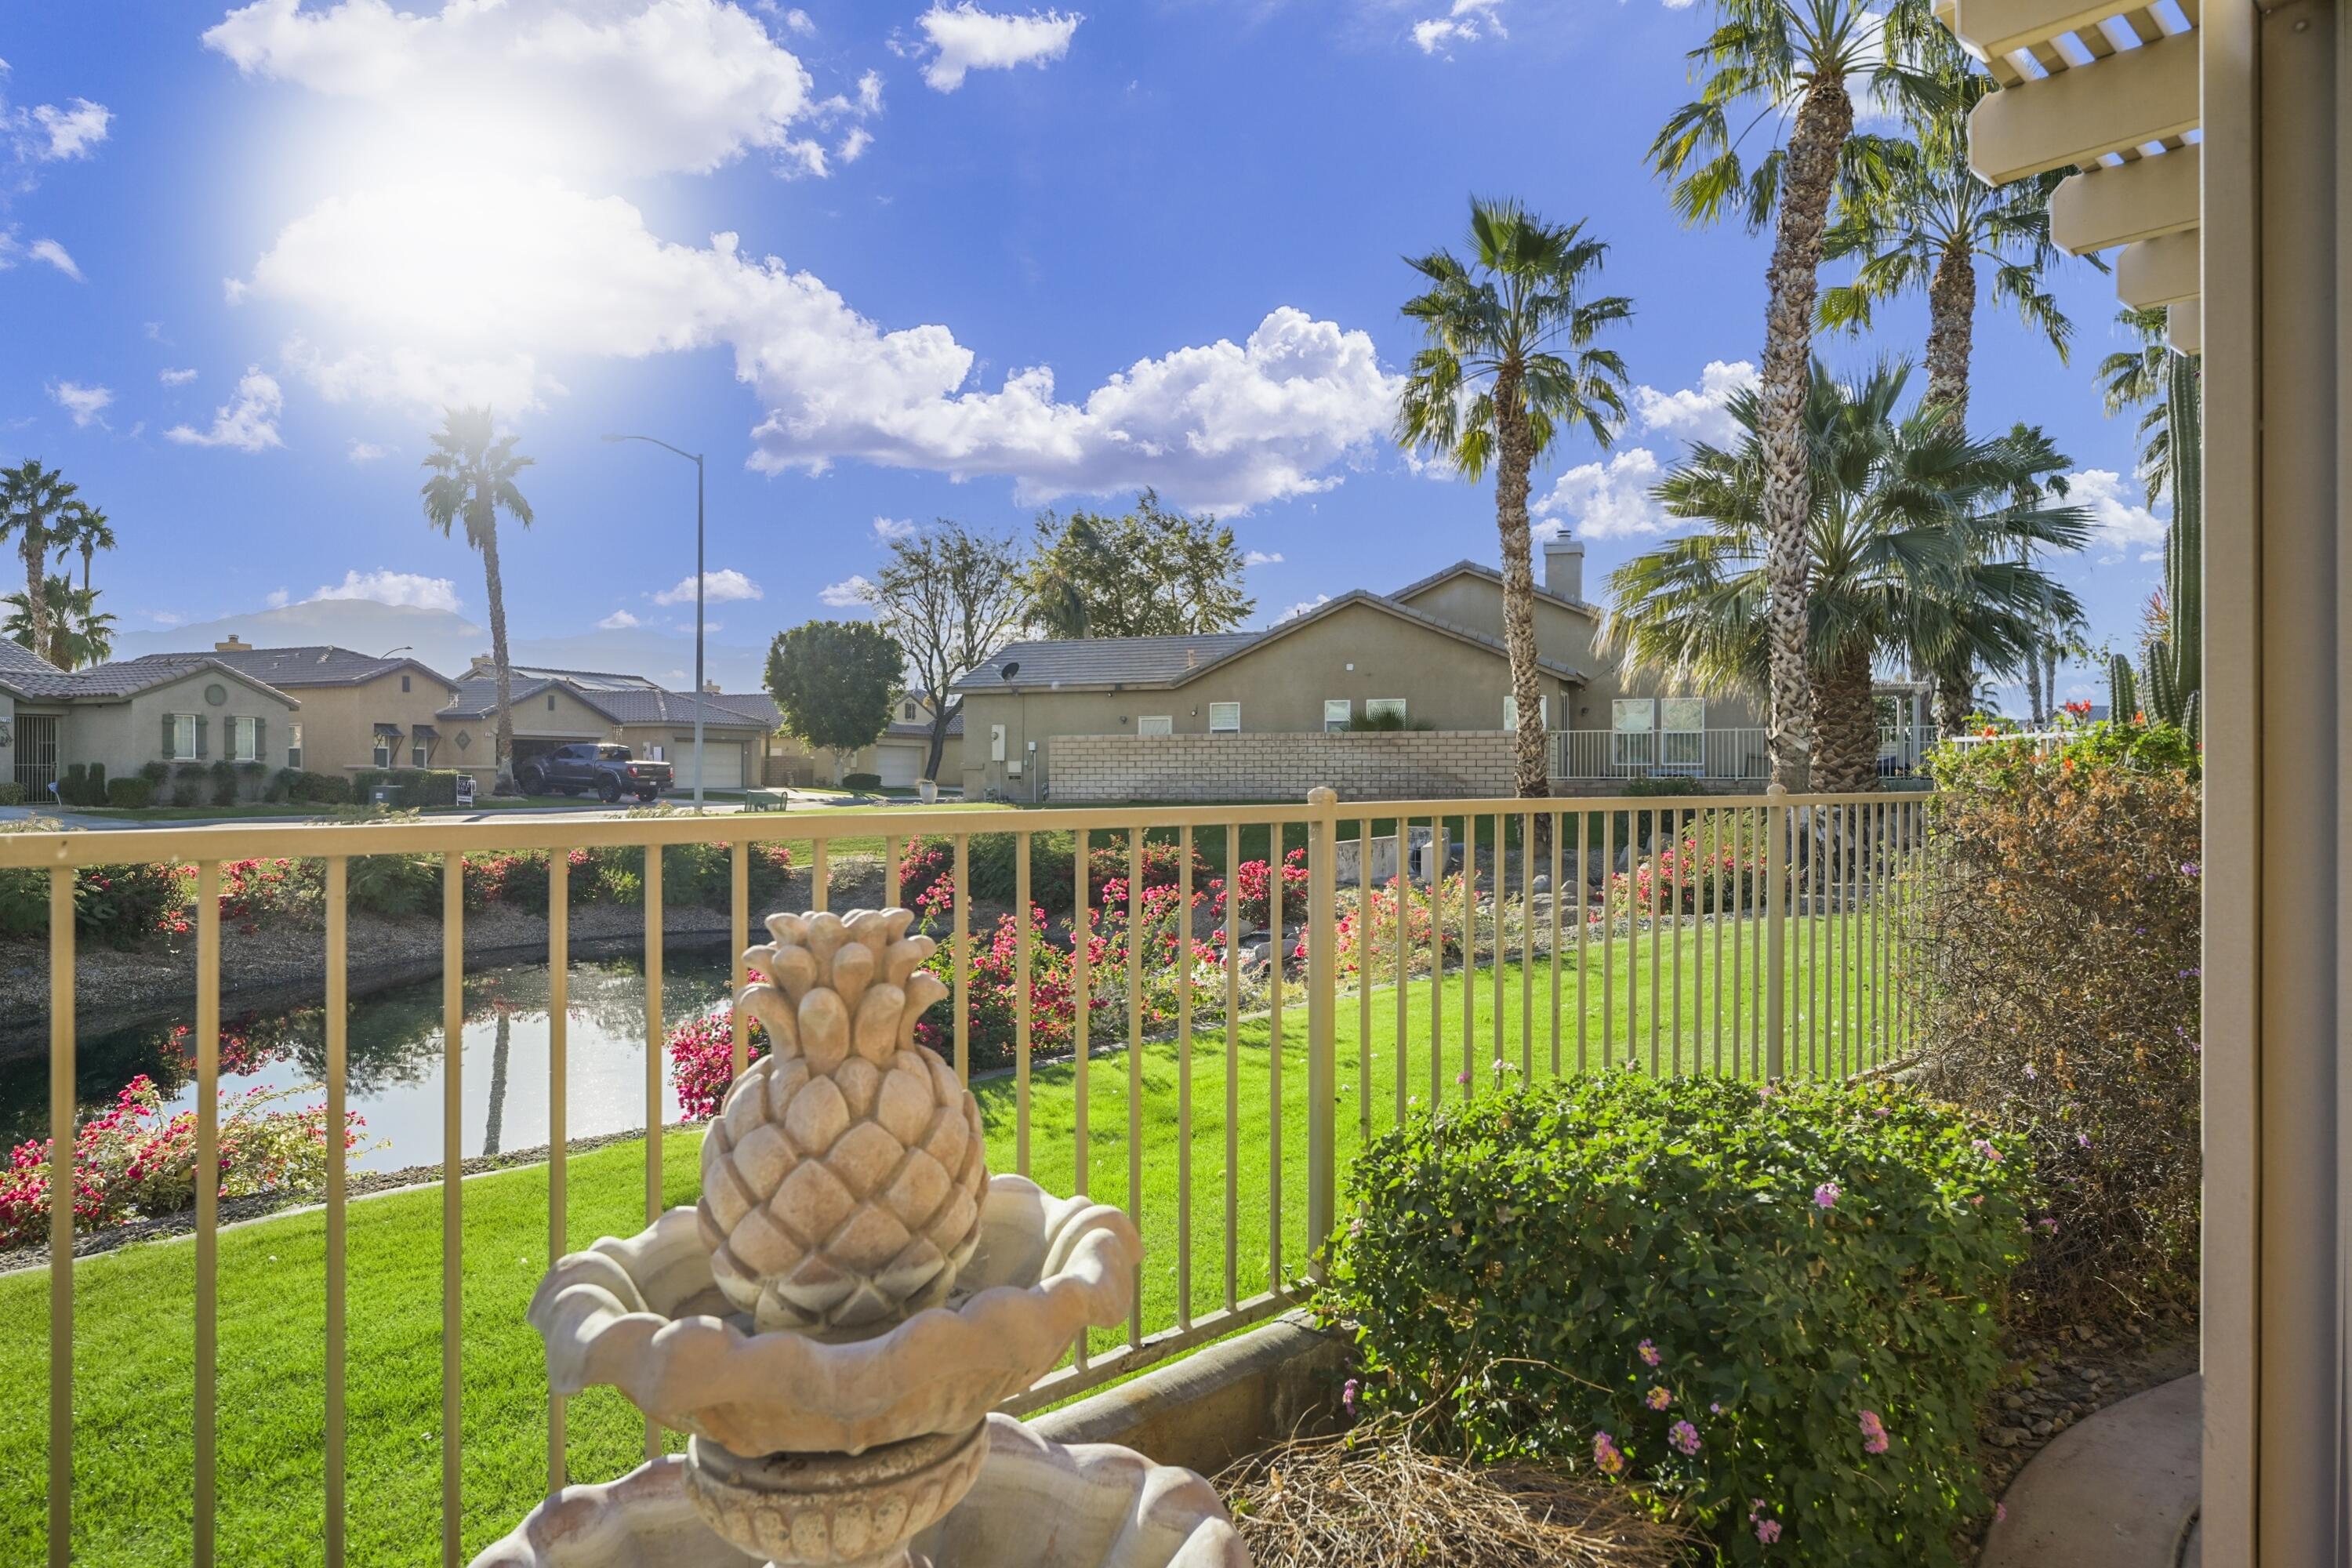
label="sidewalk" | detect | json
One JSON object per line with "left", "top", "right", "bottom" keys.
{"left": 1979, "top": 1375, "right": 2200, "bottom": 1568}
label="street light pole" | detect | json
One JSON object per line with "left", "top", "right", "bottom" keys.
{"left": 602, "top": 432, "right": 708, "bottom": 811}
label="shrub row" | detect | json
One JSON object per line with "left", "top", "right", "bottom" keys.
{"left": 895, "top": 831, "right": 1214, "bottom": 916}
{"left": 350, "top": 768, "right": 464, "bottom": 808}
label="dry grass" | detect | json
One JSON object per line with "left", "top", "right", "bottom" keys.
{"left": 1218, "top": 1418, "right": 1691, "bottom": 1568}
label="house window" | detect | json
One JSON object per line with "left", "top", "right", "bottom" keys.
{"left": 903, "top": 701, "right": 917, "bottom": 721}
{"left": 546, "top": 694, "right": 556, "bottom": 711}
{"left": 1137, "top": 715, "right": 1173, "bottom": 736}
{"left": 1323, "top": 699, "right": 1352, "bottom": 731}
{"left": 1365, "top": 698, "right": 1406, "bottom": 724}
{"left": 1207, "top": 702, "right": 1241, "bottom": 734}
{"left": 230, "top": 717, "right": 259, "bottom": 763}
{"left": 1659, "top": 697, "right": 1706, "bottom": 771}
{"left": 1611, "top": 699, "right": 1656, "bottom": 768}
{"left": 287, "top": 723, "right": 304, "bottom": 771}
{"left": 169, "top": 713, "right": 197, "bottom": 760}
{"left": 412, "top": 739, "right": 428, "bottom": 768}
{"left": 373, "top": 732, "right": 394, "bottom": 768}
{"left": 401, "top": 673, "right": 412, "bottom": 693}
{"left": 1501, "top": 695, "right": 1550, "bottom": 731}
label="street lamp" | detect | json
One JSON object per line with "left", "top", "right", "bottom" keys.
{"left": 601, "top": 432, "right": 708, "bottom": 811}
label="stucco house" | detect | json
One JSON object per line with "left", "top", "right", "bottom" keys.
{"left": 452, "top": 662, "right": 774, "bottom": 793}
{"left": 951, "top": 539, "right": 1780, "bottom": 800}
{"left": 0, "top": 638, "right": 308, "bottom": 801}
{"left": 730, "top": 688, "right": 965, "bottom": 790}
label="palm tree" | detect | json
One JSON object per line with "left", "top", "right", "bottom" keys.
{"left": 2096, "top": 305, "right": 2180, "bottom": 501}
{"left": 1650, "top": 0, "right": 1945, "bottom": 788}
{"left": 5, "top": 574, "right": 114, "bottom": 669}
{"left": 58, "top": 500, "right": 117, "bottom": 602}
{"left": 1820, "top": 65, "right": 2079, "bottom": 424}
{"left": 421, "top": 408, "right": 535, "bottom": 790}
{"left": 0, "top": 460, "right": 80, "bottom": 659}
{"left": 1396, "top": 198, "right": 1634, "bottom": 799}
{"left": 1604, "top": 360, "right": 2088, "bottom": 789}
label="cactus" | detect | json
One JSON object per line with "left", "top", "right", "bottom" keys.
{"left": 2181, "top": 688, "right": 2201, "bottom": 743}
{"left": 2145, "top": 640, "right": 2180, "bottom": 726}
{"left": 2108, "top": 653, "right": 2138, "bottom": 722}
{"left": 2159, "top": 351, "right": 2201, "bottom": 724}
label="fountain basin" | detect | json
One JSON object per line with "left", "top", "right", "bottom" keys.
{"left": 530, "top": 1174, "right": 1143, "bottom": 1455}
{"left": 468, "top": 1415, "right": 1247, "bottom": 1568}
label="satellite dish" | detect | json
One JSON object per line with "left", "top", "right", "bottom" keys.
{"left": 999, "top": 661, "right": 1021, "bottom": 682}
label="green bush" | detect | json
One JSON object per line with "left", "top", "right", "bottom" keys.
{"left": 351, "top": 768, "right": 462, "bottom": 808}
{"left": 285, "top": 770, "right": 352, "bottom": 804}
{"left": 209, "top": 758, "right": 240, "bottom": 807}
{"left": 1343, "top": 709, "right": 1436, "bottom": 731}
{"left": 59, "top": 763, "right": 110, "bottom": 807}
{"left": 105, "top": 776, "right": 154, "bottom": 808}
{"left": 1326, "top": 1072, "right": 2031, "bottom": 1566}
{"left": 1913, "top": 720, "right": 2201, "bottom": 1322}
{"left": 0, "top": 782, "right": 23, "bottom": 807}
{"left": 841, "top": 771, "right": 883, "bottom": 791}
{"left": 0, "top": 859, "right": 194, "bottom": 946}
{"left": 345, "top": 853, "right": 441, "bottom": 919}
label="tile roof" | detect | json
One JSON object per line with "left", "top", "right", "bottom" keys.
{"left": 1388, "top": 560, "right": 1604, "bottom": 617}
{"left": 438, "top": 676, "right": 567, "bottom": 720}
{"left": 54, "top": 655, "right": 304, "bottom": 704}
{"left": 0, "top": 638, "right": 83, "bottom": 699}
{"left": 951, "top": 633, "right": 1264, "bottom": 694}
{"left": 106, "top": 644, "right": 456, "bottom": 691}
{"left": 715, "top": 692, "right": 782, "bottom": 729}
{"left": 488, "top": 660, "right": 661, "bottom": 690}
{"left": 887, "top": 710, "right": 965, "bottom": 739}
{"left": 437, "top": 677, "right": 769, "bottom": 729}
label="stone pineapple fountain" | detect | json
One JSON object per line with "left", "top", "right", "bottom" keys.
{"left": 473, "top": 909, "right": 1249, "bottom": 1568}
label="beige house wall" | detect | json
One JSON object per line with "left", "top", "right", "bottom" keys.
{"left": 67, "top": 670, "right": 300, "bottom": 789}
{"left": 284, "top": 672, "right": 467, "bottom": 777}
{"left": 1049, "top": 731, "right": 1518, "bottom": 803}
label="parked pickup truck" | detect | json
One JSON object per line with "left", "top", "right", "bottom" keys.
{"left": 517, "top": 743, "right": 671, "bottom": 804}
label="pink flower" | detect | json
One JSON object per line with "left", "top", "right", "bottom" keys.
{"left": 1858, "top": 1409, "right": 1890, "bottom": 1454}
{"left": 1341, "top": 1378, "right": 1359, "bottom": 1414}
{"left": 1646, "top": 1385, "right": 1671, "bottom": 1410}
{"left": 1668, "top": 1419, "right": 1700, "bottom": 1456}
{"left": 1591, "top": 1431, "right": 1624, "bottom": 1476}
{"left": 1637, "top": 1338, "right": 1661, "bottom": 1367}
{"left": 1813, "top": 1181, "right": 1841, "bottom": 1210}
{"left": 1995, "top": 1503, "right": 2008, "bottom": 1524}
{"left": 1972, "top": 1138, "right": 2005, "bottom": 1163}
{"left": 1756, "top": 1518, "right": 1783, "bottom": 1544}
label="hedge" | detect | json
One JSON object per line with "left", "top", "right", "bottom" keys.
{"left": 350, "top": 768, "right": 463, "bottom": 808}
{"left": 105, "top": 776, "right": 154, "bottom": 808}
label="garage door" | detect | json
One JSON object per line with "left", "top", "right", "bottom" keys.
{"left": 673, "top": 739, "right": 743, "bottom": 792}
{"left": 876, "top": 743, "right": 923, "bottom": 788}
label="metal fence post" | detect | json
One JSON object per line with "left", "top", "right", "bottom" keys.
{"left": 1764, "top": 782, "right": 1788, "bottom": 1080}
{"left": 1305, "top": 786, "right": 1338, "bottom": 1277}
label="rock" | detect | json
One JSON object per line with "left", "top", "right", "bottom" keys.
{"left": 2074, "top": 1324, "right": 2095, "bottom": 1343}
{"left": 1991, "top": 1428, "right": 2027, "bottom": 1449}
{"left": 2002, "top": 1394, "right": 2026, "bottom": 1411}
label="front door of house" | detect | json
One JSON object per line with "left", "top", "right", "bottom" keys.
{"left": 14, "top": 715, "right": 57, "bottom": 797}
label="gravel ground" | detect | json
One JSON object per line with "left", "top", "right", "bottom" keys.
{"left": 0, "top": 855, "right": 891, "bottom": 1059}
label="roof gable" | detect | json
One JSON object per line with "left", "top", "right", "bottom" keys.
{"left": 1389, "top": 560, "right": 1603, "bottom": 619}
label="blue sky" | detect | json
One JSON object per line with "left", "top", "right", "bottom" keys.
{"left": 2, "top": 0, "right": 2165, "bottom": 710}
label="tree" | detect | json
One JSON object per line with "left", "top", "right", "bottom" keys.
{"left": 1396, "top": 198, "right": 1634, "bottom": 800}
{"left": 1604, "top": 360, "right": 2088, "bottom": 789}
{"left": 765, "top": 620, "right": 904, "bottom": 782}
{"left": 0, "top": 459, "right": 80, "bottom": 659}
{"left": 57, "top": 501, "right": 116, "bottom": 601}
{"left": 1022, "top": 490, "right": 1253, "bottom": 638}
{"left": 1820, "top": 64, "right": 2079, "bottom": 425}
{"left": 865, "top": 522, "right": 1031, "bottom": 782}
{"left": 1650, "top": 0, "right": 1945, "bottom": 787}
{"left": 5, "top": 574, "right": 114, "bottom": 669}
{"left": 420, "top": 409, "right": 534, "bottom": 790}
{"left": 2096, "top": 305, "right": 2180, "bottom": 503}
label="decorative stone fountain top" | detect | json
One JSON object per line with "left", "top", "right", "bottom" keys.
{"left": 481, "top": 910, "right": 1248, "bottom": 1568}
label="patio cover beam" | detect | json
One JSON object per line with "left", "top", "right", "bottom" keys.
{"left": 1967, "top": 30, "right": 2201, "bottom": 183}
{"left": 2051, "top": 143, "right": 2201, "bottom": 252}
{"left": 2116, "top": 227, "right": 2202, "bottom": 306}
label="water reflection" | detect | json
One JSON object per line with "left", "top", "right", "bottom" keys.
{"left": 1, "top": 951, "right": 734, "bottom": 1172}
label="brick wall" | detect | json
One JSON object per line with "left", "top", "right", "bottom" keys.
{"left": 1047, "top": 731, "right": 1519, "bottom": 803}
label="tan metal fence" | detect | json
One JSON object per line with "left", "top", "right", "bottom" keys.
{"left": 16, "top": 782, "right": 1926, "bottom": 1566}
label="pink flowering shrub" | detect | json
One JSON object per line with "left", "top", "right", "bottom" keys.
{"left": 1326, "top": 1071, "right": 2032, "bottom": 1564}
{"left": 0, "top": 1074, "right": 371, "bottom": 1250}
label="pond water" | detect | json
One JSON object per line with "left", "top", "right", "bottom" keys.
{"left": 0, "top": 949, "right": 736, "bottom": 1173}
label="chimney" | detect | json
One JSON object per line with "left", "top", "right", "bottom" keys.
{"left": 704, "top": 680, "right": 721, "bottom": 694}
{"left": 215, "top": 633, "right": 249, "bottom": 652}
{"left": 1543, "top": 535, "right": 1585, "bottom": 603}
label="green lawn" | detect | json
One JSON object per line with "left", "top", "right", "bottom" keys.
{"left": 1, "top": 913, "right": 1904, "bottom": 1565}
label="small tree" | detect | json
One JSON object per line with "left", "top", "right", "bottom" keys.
{"left": 1022, "top": 489, "right": 1253, "bottom": 638}
{"left": 765, "top": 620, "right": 903, "bottom": 784}
{"left": 420, "top": 408, "right": 534, "bottom": 790}
{"left": 866, "top": 523, "right": 1031, "bottom": 782}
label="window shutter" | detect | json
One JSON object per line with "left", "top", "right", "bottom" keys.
{"left": 162, "top": 714, "right": 176, "bottom": 758}
{"left": 254, "top": 717, "right": 266, "bottom": 762}
{"left": 195, "top": 715, "right": 209, "bottom": 758}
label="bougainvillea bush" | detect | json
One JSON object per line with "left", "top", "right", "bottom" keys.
{"left": 1324, "top": 1072, "right": 2031, "bottom": 1566}
{"left": 1912, "top": 720, "right": 2201, "bottom": 1321}
{"left": 0, "top": 1075, "right": 370, "bottom": 1249}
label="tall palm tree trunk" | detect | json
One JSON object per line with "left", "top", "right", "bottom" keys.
{"left": 1933, "top": 663, "right": 1973, "bottom": 736}
{"left": 19, "top": 535, "right": 46, "bottom": 661}
{"left": 483, "top": 1011, "right": 511, "bottom": 1157}
{"left": 1924, "top": 244, "right": 1976, "bottom": 424}
{"left": 1757, "top": 78, "right": 1855, "bottom": 792}
{"left": 1493, "top": 373, "right": 1550, "bottom": 800}
{"left": 2023, "top": 645, "right": 2045, "bottom": 724}
{"left": 478, "top": 515, "right": 517, "bottom": 789}
{"left": 1810, "top": 642, "right": 1879, "bottom": 793}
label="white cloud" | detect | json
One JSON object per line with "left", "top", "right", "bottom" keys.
{"left": 203, "top": 0, "right": 829, "bottom": 180}
{"left": 27, "top": 99, "right": 111, "bottom": 160}
{"left": 1274, "top": 593, "right": 1331, "bottom": 623}
{"left": 773, "top": 5, "right": 818, "bottom": 34}
{"left": 309, "top": 569, "right": 461, "bottom": 612}
{"left": 1632, "top": 359, "right": 1758, "bottom": 448}
{"left": 820, "top": 574, "right": 875, "bottom": 607}
{"left": 27, "top": 238, "right": 81, "bottom": 280}
{"left": 1411, "top": 0, "right": 1504, "bottom": 55}
{"left": 159, "top": 367, "right": 198, "bottom": 387}
{"left": 242, "top": 180, "right": 1398, "bottom": 510}
{"left": 2068, "top": 468, "right": 2168, "bottom": 557}
{"left": 346, "top": 437, "right": 392, "bottom": 463}
{"left": 1532, "top": 447, "right": 1671, "bottom": 539}
{"left": 916, "top": 4, "right": 1082, "bottom": 92}
{"left": 150, "top": 611, "right": 186, "bottom": 628}
{"left": 855, "top": 69, "right": 884, "bottom": 114}
{"left": 47, "top": 380, "right": 111, "bottom": 429}
{"left": 597, "top": 608, "right": 644, "bottom": 630}
{"left": 837, "top": 125, "right": 873, "bottom": 162}
{"left": 165, "top": 366, "right": 284, "bottom": 452}
{"left": 654, "top": 567, "right": 764, "bottom": 605}
{"left": 263, "top": 588, "right": 291, "bottom": 609}
{"left": 1243, "top": 550, "right": 1284, "bottom": 567}
{"left": 872, "top": 515, "right": 918, "bottom": 543}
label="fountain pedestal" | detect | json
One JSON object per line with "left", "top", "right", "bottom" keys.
{"left": 684, "top": 1425, "right": 987, "bottom": 1568}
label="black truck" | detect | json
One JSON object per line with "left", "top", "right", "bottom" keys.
{"left": 517, "top": 744, "right": 673, "bottom": 803}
